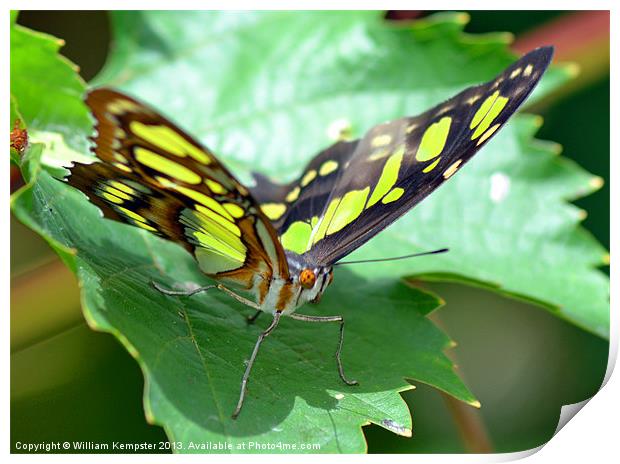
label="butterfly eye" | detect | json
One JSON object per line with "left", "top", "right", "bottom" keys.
{"left": 299, "top": 268, "right": 316, "bottom": 289}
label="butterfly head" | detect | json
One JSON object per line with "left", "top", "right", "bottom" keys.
{"left": 298, "top": 266, "right": 333, "bottom": 305}
{"left": 285, "top": 252, "right": 334, "bottom": 306}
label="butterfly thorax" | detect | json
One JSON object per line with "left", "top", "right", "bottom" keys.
{"left": 251, "top": 252, "right": 333, "bottom": 315}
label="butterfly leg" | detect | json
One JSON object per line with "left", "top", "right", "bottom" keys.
{"left": 152, "top": 281, "right": 261, "bottom": 309}
{"left": 289, "top": 313, "right": 359, "bottom": 386}
{"left": 232, "top": 311, "right": 282, "bottom": 419}
{"left": 151, "top": 280, "right": 217, "bottom": 296}
{"left": 217, "top": 284, "right": 261, "bottom": 309}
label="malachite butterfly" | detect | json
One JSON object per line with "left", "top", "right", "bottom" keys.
{"left": 67, "top": 46, "right": 553, "bottom": 418}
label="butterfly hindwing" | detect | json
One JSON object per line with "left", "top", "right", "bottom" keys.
{"left": 258, "top": 47, "right": 553, "bottom": 265}
{"left": 68, "top": 89, "right": 289, "bottom": 287}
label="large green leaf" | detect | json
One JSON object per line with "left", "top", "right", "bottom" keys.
{"left": 10, "top": 10, "right": 608, "bottom": 453}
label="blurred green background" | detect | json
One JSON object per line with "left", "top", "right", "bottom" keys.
{"left": 11, "top": 11, "right": 609, "bottom": 453}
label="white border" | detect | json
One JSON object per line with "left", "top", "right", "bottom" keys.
{"left": 5, "top": 2, "right": 616, "bottom": 462}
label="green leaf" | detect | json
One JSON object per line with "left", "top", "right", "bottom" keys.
{"left": 10, "top": 16, "right": 91, "bottom": 153}
{"left": 10, "top": 10, "right": 608, "bottom": 453}
{"left": 10, "top": 94, "right": 21, "bottom": 130}
{"left": 10, "top": 143, "right": 78, "bottom": 271}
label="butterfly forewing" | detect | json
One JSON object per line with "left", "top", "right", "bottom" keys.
{"left": 255, "top": 47, "right": 553, "bottom": 265}
{"left": 68, "top": 89, "right": 289, "bottom": 288}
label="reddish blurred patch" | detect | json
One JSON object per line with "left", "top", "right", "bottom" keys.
{"left": 10, "top": 120, "right": 28, "bottom": 153}
{"left": 10, "top": 120, "right": 28, "bottom": 193}
{"left": 385, "top": 11, "right": 425, "bottom": 21}
{"left": 515, "top": 11, "right": 609, "bottom": 96}
{"left": 513, "top": 11, "right": 609, "bottom": 60}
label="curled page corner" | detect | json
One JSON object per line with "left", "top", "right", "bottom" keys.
{"left": 494, "top": 398, "right": 592, "bottom": 462}
{"left": 554, "top": 398, "right": 592, "bottom": 435}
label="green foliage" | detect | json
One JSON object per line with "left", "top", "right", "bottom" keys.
{"left": 10, "top": 12, "right": 91, "bottom": 153}
{"left": 10, "top": 10, "right": 608, "bottom": 453}
{"left": 10, "top": 95, "right": 21, "bottom": 130}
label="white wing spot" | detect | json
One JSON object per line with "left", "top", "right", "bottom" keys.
{"left": 443, "top": 159, "right": 462, "bottom": 179}
{"left": 490, "top": 172, "right": 511, "bottom": 203}
{"left": 371, "top": 134, "right": 392, "bottom": 147}
{"left": 466, "top": 94, "right": 481, "bottom": 105}
{"left": 492, "top": 77, "right": 505, "bottom": 89}
{"left": 435, "top": 104, "right": 454, "bottom": 116}
{"left": 405, "top": 123, "right": 419, "bottom": 133}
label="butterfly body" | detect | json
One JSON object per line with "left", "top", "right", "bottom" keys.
{"left": 66, "top": 46, "right": 553, "bottom": 417}
{"left": 249, "top": 260, "right": 332, "bottom": 315}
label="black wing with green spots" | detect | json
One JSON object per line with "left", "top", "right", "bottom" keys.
{"left": 253, "top": 47, "right": 554, "bottom": 265}
{"left": 252, "top": 139, "right": 359, "bottom": 229}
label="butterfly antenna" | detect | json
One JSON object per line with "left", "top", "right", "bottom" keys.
{"left": 334, "top": 248, "right": 449, "bottom": 265}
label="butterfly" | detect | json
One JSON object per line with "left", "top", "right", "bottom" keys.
{"left": 67, "top": 46, "right": 553, "bottom": 418}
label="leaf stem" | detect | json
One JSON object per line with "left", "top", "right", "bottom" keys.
{"left": 429, "top": 311, "right": 493, "bottom": 453}
{"left": 439, "top": 392, "right": 493, "bottom": 453}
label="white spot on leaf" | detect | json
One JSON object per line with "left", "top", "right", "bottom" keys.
{"left": 381, "top": 419, "right": 411, "bottom": 437}
{"left": 326, "top": 118, "right": 353, "bottom": 141}
{"left": 490, "top": 172, "right": 511, "bottom": 203}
